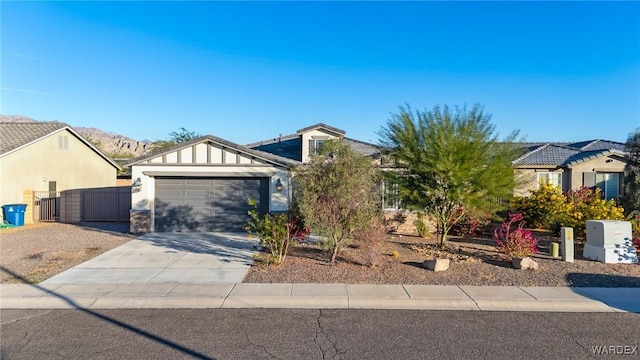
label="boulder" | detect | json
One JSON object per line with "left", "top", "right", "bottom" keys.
{"left": 423, "top": 258, "right": 450, "bottom": 272}
{"left": 512, "top": 257, "right": 539, "bottom": 270}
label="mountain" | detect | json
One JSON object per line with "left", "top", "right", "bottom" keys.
{"left": 0, "top": 115, "right": 152, "bottom": 158}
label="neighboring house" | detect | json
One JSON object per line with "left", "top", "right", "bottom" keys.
{"left": 513, "top": 139, "right": 628, "bottom": 199}
{"left": 0, "top": 122, "right": 120, "bottom": 221}
{"left": 127, "top": 123, "right": 383, "bottom": 233}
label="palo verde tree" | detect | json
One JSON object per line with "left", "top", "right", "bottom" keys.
{"left": 379, "top": 104, "right": 521, "bottom": 248}
{"left": 152, "top": 127, "right": 202, "bottom": 151}
{"left": 294, "top": 139, "right": 381, "bottom": 263}
{"left": 622, "top": 128, "right": 640, "bottom": 213}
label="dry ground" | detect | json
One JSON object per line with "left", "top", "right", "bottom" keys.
{"left": 244, "top": 231, "right": 640, "bottom": 287}
{"left": 0, "top": 222, "right": 134, "bottom": 284}
{"left": 2, "top": 223, "right": 638, "bottom": 287}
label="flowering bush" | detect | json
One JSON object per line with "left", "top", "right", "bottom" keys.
{"left": 512, "top": 185, "right": 625, "bottom": 240}
{"left": 245, "top": 198, "right": 309, "bottom": 265}
{"left": 511, "top": 183, "right": 566, "bottom": 229}
{"left": 494, "top": 213, "right": 539, "bottom": 259}
{"left": 562, "top": 187, "right": 625, "bottom": 239}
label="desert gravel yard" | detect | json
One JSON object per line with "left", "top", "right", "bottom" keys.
{"left": 2, "top": 222, "right": 639, "bottom": 287}
{"left": 244, "top": 232, "right": 640, "bottom": 287}
{"left": 0, "top": 222, "right": 134, "bottom": 284}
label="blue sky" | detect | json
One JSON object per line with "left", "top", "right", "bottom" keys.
{"left": 2, "top": 1, "right": 639, "bottom": 145}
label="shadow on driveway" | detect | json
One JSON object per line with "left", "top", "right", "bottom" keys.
{"left": 567, "top": 273, "right": 640, "bottom": 313}
{"left": 138, "top": 232, "right": 258, "bottom": 264}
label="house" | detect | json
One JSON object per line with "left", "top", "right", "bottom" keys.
{"left": 0, "top": 122, "right": 120, "bottom": 223}
{"left": 512, "top": 140, "right": 628, "bottom": 199}
{"left": 127, "top": 123, "right": 382, "bottom": 233}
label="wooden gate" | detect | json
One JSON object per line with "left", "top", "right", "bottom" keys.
{"left": 33, "top": 191, "right": 60, "bottom": 222}
{"left": 82, "top": 187, "right": 131, "bottom": 222}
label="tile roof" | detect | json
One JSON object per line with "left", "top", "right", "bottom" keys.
{"left": 513, "top": 140, "right": 628, "bottom": 167}
{"left": 0, "top": 121, "right": 69, "bottom": 155}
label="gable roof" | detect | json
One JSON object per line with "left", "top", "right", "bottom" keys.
{"left": 513, "top": 140, "right": 628, "bottom": 168}
{"left": 247, "top": 124, "right": 383, "bottom": 161}
{"left": 125, "top": 134, "right": 298, "bottom": 168}
{"left": 1, "top": 121, "right": 67, "bottom": 154}
{"left": 0, "top": 122, "right": 120, "bottom": 169}
{"left": 296, "top": 123, "right": 346, "bottom": 136}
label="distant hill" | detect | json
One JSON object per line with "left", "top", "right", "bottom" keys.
{"left": 0, "top": 115, "right": 152, "bottom": 158}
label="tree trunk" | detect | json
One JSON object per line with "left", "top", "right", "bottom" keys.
{"left": 439, "top": 224, "right": 449, "bottom": 248}
{"left": 330, "top": 244, "right": 340, "bottom": 263}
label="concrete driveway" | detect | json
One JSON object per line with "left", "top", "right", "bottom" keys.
{"left": 42, "top": 233, "right": 258, "bottom": 285}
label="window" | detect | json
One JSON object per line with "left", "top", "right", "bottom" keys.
{"left": 537, "top": 172, "right": 562, "bottom": 189}
{"left": 381, "top": 179, "right": 403, "bottom": 210}
{"left": 308, "top": 139, "right": 326, "bottom": 155}
{"left": 596, "top": 173, "right": 619, "bottom": 200}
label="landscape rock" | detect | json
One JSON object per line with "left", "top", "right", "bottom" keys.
{"left": 423, "top": 258, "right": 450, "bottom": 272}
{"left": 512, "top": 257, "right": 539, "bottom": 270}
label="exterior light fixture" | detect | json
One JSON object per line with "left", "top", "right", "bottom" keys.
{"left": 132, "top": 177, "right": 142, "bottom": 193}
{"left": 275, "top": 178, "right": 284, "bottom": 192}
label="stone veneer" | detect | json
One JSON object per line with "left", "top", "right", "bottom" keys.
{"left": 130, "top": 209, "right": 151, "bottom": 234}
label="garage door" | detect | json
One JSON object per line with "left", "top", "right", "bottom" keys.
{"left": 154, "top": 177, "right": 269, "bottom": 232}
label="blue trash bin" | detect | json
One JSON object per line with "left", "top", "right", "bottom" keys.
{"left": 2, "top": 204, "right": 27, "bottom": 226}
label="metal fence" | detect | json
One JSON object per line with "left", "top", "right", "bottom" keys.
{"left": 81, "top": 187, "right": 131, "bottom": 222}
{"left": 33, "top": 191, "right": 60, "bottom": 222}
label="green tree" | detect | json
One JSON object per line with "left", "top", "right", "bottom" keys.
{"left": 295, "top": 139, "right": 381, "bottom": 263}
{"left": 152, "top": 127, "right": 202, "bottom": 151}
{"left": 379, "top": 104, "right": 520, "bottom": 248}
{"left": 622, "top": 128, "right": 640, "bottom": 213}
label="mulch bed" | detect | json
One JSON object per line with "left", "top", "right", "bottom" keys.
{"left": 243, "top": 231, "right": 640, "bottom": 287}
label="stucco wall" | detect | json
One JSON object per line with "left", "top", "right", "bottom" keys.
{"left": 300, "top": 129, "right": 340, "bottom": 162}
{"left": 569, "top": 155, "right": 626, "bottom": 191}
{"left": 0, "top": 130, "right": 117, "bottom": 206}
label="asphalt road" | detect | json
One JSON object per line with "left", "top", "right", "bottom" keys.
{"left": 2, "top": 309, "right": 639, "bottom": 360}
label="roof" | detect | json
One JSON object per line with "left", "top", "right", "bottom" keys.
{"left": 512, "top": 140, "right": 628, "bottom": 168}
{"left": 0, "top": 122, "right": 120, "bottom": 169}
{"left": 296, "top": 123, "right": 346, "bottom": 136}
{"left": 0, "top": 121, "right": 68, "bottom": 154}
{"left": 125, "top": 134, "right": 299, "bottom": 168}
{"left": 247, "top": 134, "right": 383, "bottom": 161}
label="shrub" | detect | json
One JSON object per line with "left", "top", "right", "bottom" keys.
{"left": 627, "top": 210, "right": 640, "bottom": 252}
{"left": 413, "top": 212, "right": 430, "bottom": 238}
{"left": 562, "top": 187, "right": 625, "bottom": 239}
{"left": 511, "top": 183, "right": 567, "bottom": 229}
{"left": 512, "top": 185, "right": 625, "bottom": 240}
{"left": 494, "top": 213, "right": 539, "bottom": 259}
{"left": 448, "top": 209, "right": 491, "bottom": 237}
{"left": 244, "top": 199, "right": 309, "bottom": 265}
{"left": 354, "top": 218, "right": 387, "bottom": 267}
{"left": 295, "top": 139, "right": 380, "bottom": 263}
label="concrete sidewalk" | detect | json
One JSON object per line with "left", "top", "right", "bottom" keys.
{"left": 2, "top": 283, "right": 639, "bottom": 313}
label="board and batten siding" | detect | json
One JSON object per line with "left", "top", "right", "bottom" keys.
{"left": 130, "top": 140, "right": 291, "bottom": 232}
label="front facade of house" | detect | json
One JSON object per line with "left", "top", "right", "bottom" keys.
{"left": 126, "top": 121, "right": 629, "bottom": 234}
{"left": 513, "top": 140, "right": 628, "bottom": 199}
{"left": 0, "top": 122, "right": 119, "bottom": 210}
{"left": 128, "top": 123, "right": 383, "bottom": 233}
{"left": 127, "top": 135, "right": 295, "bottom": 233}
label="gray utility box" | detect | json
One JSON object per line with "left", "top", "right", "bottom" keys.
{"left": 583, "top": 220, "right": 638, "bottom": 264}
